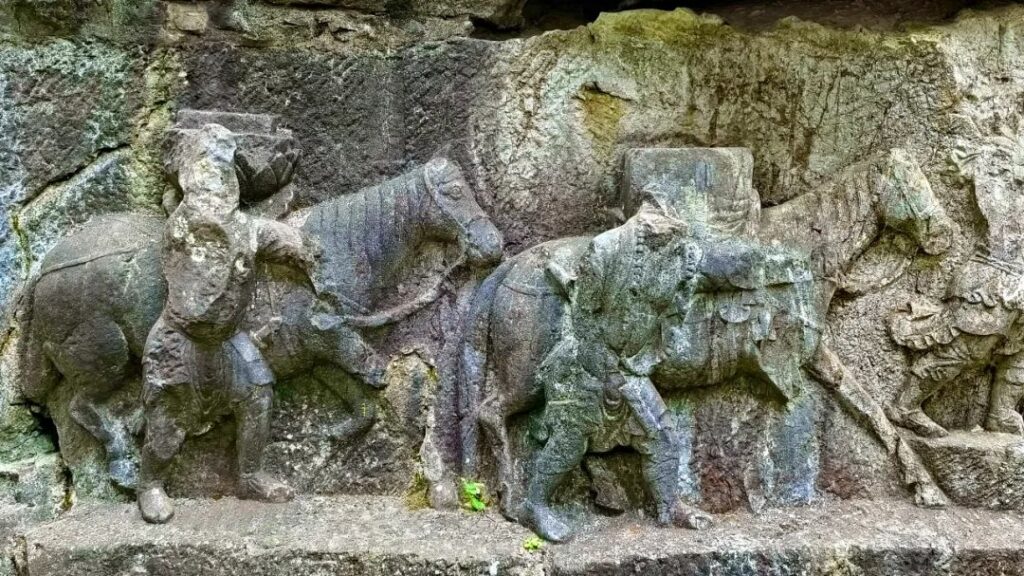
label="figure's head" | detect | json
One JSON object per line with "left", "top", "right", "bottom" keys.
{"left": 422, "top": 157, "right": 504, "bottom": 267}
{"left": 877, "top": 149, "right": 954, "bottom": 256}
{"left": 167, "top": 124, "right": 241, "bottom": 217}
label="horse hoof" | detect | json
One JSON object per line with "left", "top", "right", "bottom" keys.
{"left": 914, "top": 482, "right": 949, "bottom": 509}
{"left": 888, "top": 407, "right": 948, "bottom": 438}
{"left": 238, "top": 472, "right": 295, "bottom": 503}
{"left": 138, "top": 486, "right": 175, "bottom": 524}
{"left": 670, "top": 502, "right": 714, "bottom": 530}
{"left": 109, "top": 458, "right": 138, "bottom": 491}
{"left": 521, "top": 502, "right": 573, "bottom": 543}
{"left": 985, "top": 411, "right": 1024, "bottom": 436}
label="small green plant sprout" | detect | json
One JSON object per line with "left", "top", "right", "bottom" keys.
{"left": 522, "top": 535, "right": 544, "bottom": 552}
{"left": 460, "top": 478, "right": 487, "bottom": 512}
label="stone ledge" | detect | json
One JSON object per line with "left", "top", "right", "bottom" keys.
{"left": 13, "top": 496, "right": 1024, "bottom": 575}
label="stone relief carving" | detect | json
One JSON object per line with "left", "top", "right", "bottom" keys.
{"left": 12, "top": 106, "right": 991, "bottom": 541}
{"left": 458, "top": 147, "right": 955, "bottom": 540}
{"left": 17, "top": 110, "right": 503, "bottom": 520}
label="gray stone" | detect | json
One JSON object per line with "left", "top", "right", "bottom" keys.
{"left": 15, "top": 496, "right": 1024, "bottom": 576}
{"left": 622, "top": 147, "right": 758, "bottom": 238}
{"left": 909, "top": 431, "right": 1024, "bottom": 510}
{"left": 6, "top": 0, "right": 1024, "bottom": 568}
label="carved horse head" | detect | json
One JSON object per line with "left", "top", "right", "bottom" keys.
{"left": 876, "top": 149, "right": 953, "bottom": 256}
{"left": 421, "top": 158, "right": 504, "bottom": 267}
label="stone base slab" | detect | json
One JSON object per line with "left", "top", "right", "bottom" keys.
{"left": 909, "top": 431, "right": 1024, "bottom": 510}
{"left": 13, "top": 496, "right": 1024, "bottom": 575}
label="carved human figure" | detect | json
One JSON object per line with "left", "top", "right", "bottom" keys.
{"left": 521, "top": 194, "right": 770, "bottom": 542}
{"left": 888, "top": 253, "right": 1024, "bottom": 437}
{"left": 137, "top": 124, "right": 312, "bottom": 524}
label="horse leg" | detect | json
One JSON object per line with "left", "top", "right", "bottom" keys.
{"left": 986, "top": 352, "right": 1024, "bottom": 435}
{"left": 58, "top": 318, "right": 137, "bottom": 490}
{"left": 325, "top": 324, "right": 387, "bottom": 389}
{"left": 313, "top": 365, "right": 377, "bottom": 443}
{"left": 758, "top": 356, "right": 819, "bottom": 505}
{"left": 520, "top": 420, "right": 587, "bottom": 543}
{"left": 809, "top": 342, "right": 948, "bottom": 508}
{"left": 476, "top": 392, "right": 517, "bottom": 510}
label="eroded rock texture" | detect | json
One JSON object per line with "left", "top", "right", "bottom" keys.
{"left": 2, "top": 0, "right": 1024, "bottom": 572}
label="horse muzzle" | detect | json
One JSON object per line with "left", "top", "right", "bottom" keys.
{"left": 464, "top": 219, "right": 504, "bottom": 266}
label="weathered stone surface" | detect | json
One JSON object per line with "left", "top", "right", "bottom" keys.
{"left": 4, "top": 0, "right": 1024, "bottom": 565}
{"left": 910, "top": 431, "right": 1024, "bottom": 510}
{"left": 16, "top": 496, "right": 1024, "bottom": 576}
{"left": 263, "top": 0, "right": 526, "bottom": 28}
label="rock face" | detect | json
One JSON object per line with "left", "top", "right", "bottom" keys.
{"left": 3, "top": 0, "right": 1024, "bottom": 571}
{"left": 16, "top": 496, "right": 1024, "bottom": 576}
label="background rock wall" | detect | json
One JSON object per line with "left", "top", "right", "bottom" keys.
{"left": 0, "top": 0, "right": 1022, "bottom": 520}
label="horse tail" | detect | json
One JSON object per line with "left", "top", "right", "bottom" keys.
{"left": 11, "top": 273, "right": 59, "bottom": 404}
{"left": 457, "top": 258, "right": 515, "bottom": 477}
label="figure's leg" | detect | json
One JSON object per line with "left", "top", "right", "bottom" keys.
{"left": 59, "top": 319, "right": 136, "bottom": 489}
{"left": 987, "top": 354, "right": 1024, "bottom": 435}
{"left": 623, "top": 376, "right": 712, "bottom": 530}
{"left": 886, "top": 339, "right": 977, "bottom": 437}
{"left": 138, "top": 320, "right": 194, "bottom": 524}
{"left": 520, "top": 420, "right": 588, "bottom": 543}
{"left": 235, "top": 385, "right": 294, "bottom": 502}
{"left": 809, "top": 342, "right": 948, "bottom": 508}
{"left": 138, "top": 401, "right": 186, "bottom": 524}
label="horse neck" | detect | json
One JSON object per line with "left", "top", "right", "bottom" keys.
{"left": 812, "top": 164, "right": 884, "bottom": 280}
{"left": 310, "top": 175, "right": 431, "bottom": 306}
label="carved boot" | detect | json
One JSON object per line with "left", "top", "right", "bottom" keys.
{"left": 886, "top": 379, "right": 948, "bottom": 438}
{"left": 986, "top": 379, "right": 1024, "bottom": 435}
{"left": 138, "top": 485, "right": 175, "bottom": 524}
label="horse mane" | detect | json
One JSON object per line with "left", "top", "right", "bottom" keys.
{"left": 812, "top": 156, "right": 883, "bottom": 281}
{"left": 300, "top": 169, "right": 432, "bottom": 311}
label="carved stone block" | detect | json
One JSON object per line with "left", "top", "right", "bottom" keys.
{"left": 908, "top": 432, "right": 1024, "bottom": 510}
{"left": 622, "top": 147, "right": 757, "bottom": 238}
{"left": 166, "top": 109, "right": 299, "bottom": 207}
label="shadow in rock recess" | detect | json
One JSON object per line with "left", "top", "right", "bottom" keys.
{"left": 472, "top": 0, "right": 1018, "bottom": 38}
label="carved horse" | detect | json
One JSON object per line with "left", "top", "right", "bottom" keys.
{"left": 18, "top": 158, "right": 503, "bottom": 490}
{"left": 458, "top": 149, "right": 953, "bottom": 513}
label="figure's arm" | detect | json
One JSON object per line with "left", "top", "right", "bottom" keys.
{"left": 254, "top": 218, "right": 315, "bottom": 271}
{"left": 570, "top": 242, "right": 619, "bottom": 377}
{"left": 573, "top": 244, "right": 607, "bottom": 316}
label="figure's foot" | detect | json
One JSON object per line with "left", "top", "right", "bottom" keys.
{"left": 238, "top": 472, "right": 295, "bottom": 503}
{"left": 138, "top": 486, "right": 175, "bottom": 524}
{"left": 985, "top": 410, "right": 1024, "bottom": 435}
{"left": 913, "top": 481, "right": 949, "bottom": 509}
{"left": 521, "top": 501, "right": 573, "bottom": 543}
{"left": 109, "top": 458, "right": 138, "bottom": 491}
{"left": 886, "top": 406, "right": 948, "bottom": 438}
{"left": 668, "top": 501, "right": 714, "bottom": 530}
